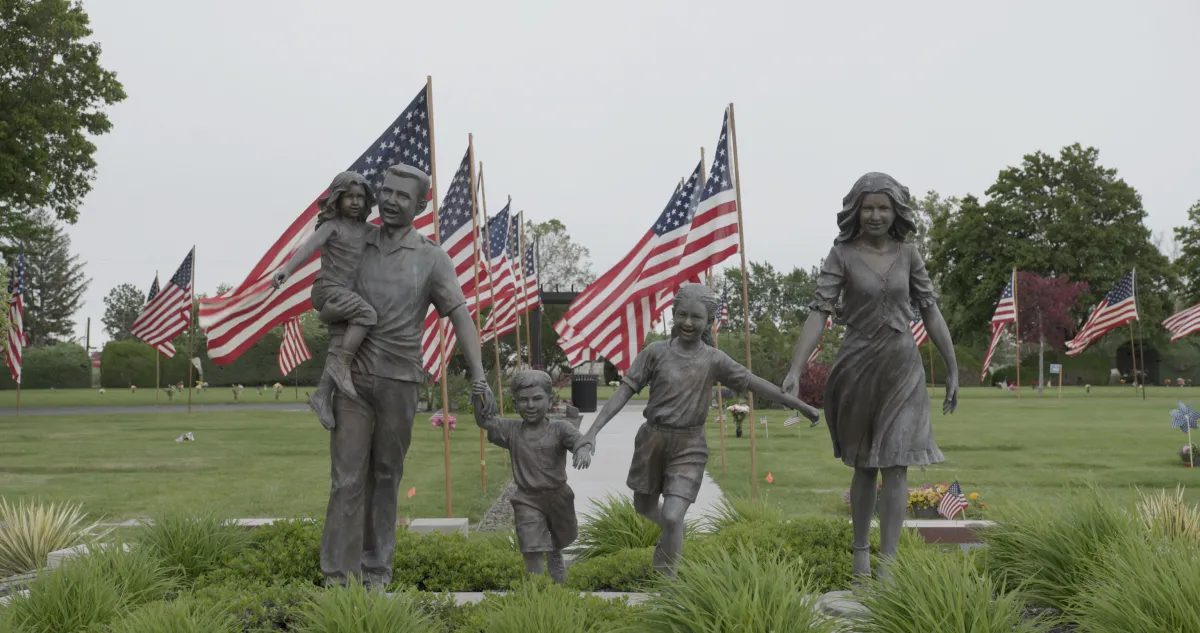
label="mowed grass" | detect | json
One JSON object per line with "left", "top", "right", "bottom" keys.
{"left": 0, "top": 409, "right": 512, "bottom": 522}
{"left": 705, "top": 386, "right": 1200, "bottom": 517}
{"left": 0, "top": 386, "right": 315, "bottom": 410}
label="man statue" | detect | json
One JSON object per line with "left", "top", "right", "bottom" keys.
{"left": 319, "top": 163, "right": 493, "bottom": 588}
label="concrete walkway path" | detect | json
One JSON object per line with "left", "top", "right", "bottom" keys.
{"left": 567, "top": 403, "right": 725, "bottom": 528}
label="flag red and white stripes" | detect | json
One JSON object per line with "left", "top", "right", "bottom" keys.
{"left": 911, "top": 316, "right": 928, "bottom": 348}
{"left": 142, "top": 275, "right": 177, "bottom": 358}
{"left": 981, "top": 272, "right": 1017, "bottom": 380}
{"left": 676, "top": 107, "right": 740, "bottom": 285}
{"left": 1163, "top": 302, "right": 1200, "bottom": 342}
{"left": 278, "top": 317, "right": 312, "bottom": 376}
{"left": 938, "top": 480, "right": 969, "bottom": 519}
{"left": 807, "top": 316, "right": 833, "bottom": 365}
{"left": 198, "top": 86, "right": 435, "bottom": 365}
{"left": 5, "top": 252, "right": 26, "bottom": 384}
{"left": 555, "top": 163, "right": 704, "bottom": 370}
{"left": 1066, "top": 271, "right": 1138, "bottom": 357}
{"left": 130, "top": 249, "right": 194, "bottom": 349}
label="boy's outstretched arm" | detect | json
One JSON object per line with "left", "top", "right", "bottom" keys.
{"left": 746, "top": 375, "right": 821, "bottom": 423}
{"left": 272, "top": 223, "right": 335, "bottom": 288}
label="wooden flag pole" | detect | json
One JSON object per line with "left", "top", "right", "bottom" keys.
{"left": 928, "top": 341, "right": 935, "bottom": 389}
{"left": 512, "top": 206, "right": 524, "bottom": 370}
{"left": 426, "top": 76, "right": 454, "bottom": 518}
{"left": 1136, "top": 267, "right": 1147, "bottom": 400}
{"left": 14, "top": 381, "right": 20, "bottom": 417}
{"left": 1057, "top": 367, "right": 1063, "bottom": 399}
{"left": 519, "top": 213, "right": 534, "bottom": 368}
{"left": 467, "top": 135, "right": 488, "bottom": 493}
{"left": 727, "top": 103, "right": 758, "bottom": 497}
{"left": 1013, "top": 267, "right": 1020, "bottom": 400}
{"left": 187, "top": 247, "right": 196, "bottom": 414}
{"left": 1129, "top": 324, "right": 1139, "bottom": 395}
{"left": 478, "top": 164, "right": 505, "bottom": 419}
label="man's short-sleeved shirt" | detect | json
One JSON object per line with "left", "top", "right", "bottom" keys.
{"left": 622, "top": 340, "right": 751, "bottom": 430}
{"left": 351, "top": 225, "right": 465, "bottom": 382}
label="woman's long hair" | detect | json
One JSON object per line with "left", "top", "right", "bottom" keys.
{"left": 316, "top": 171, "right": 377, "bottom": 227}
{"left": 670, "top": 283, "right": 719, "bottom": 348}
{"left": 834, "top": 172, "right": 918, "bottom": 244}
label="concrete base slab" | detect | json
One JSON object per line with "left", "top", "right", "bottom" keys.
{"left": 816, "top": 590, "right": 868, "bottom": 620}
{"left": 407, "top": 518, "right": 469, "bottom": 536}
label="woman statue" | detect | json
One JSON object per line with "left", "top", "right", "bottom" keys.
{"left": 781, "top": 172, "right": 959, "bottom": 580}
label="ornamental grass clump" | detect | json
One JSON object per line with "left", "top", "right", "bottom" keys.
{"left": 980, "top": 483, "right": 1136, "bottom": 611}
{"left": 139, "top": 510, "right": 251, "bottom": 583}
{"left": 574, "top": 494, "right": 697, "bottom": 560}
{"left": 856, "top": 547, "right": 1052, "bottom": 633}
{"left": 459, "top": 577, "right": 637, "bottom": 633}
{"left": 293, "top": 580, "right": 441, "bottom": 633}
{"left": 702, "top": 493, "right": 784, "bottom": 532}
{"left": 108, "top": 600, "right": 239, "bottom": 633}
{"left": 0, "top": 497, "right": 107, "bottom": 577}
{"left": 1070, "top": 531, "right": 1200, "bottom": 633}
{"left": 1135, "top": 485, "right": 1200, "bottom": 543}
{"left": 640, "top": 544, "right": 837, "bottom": 633}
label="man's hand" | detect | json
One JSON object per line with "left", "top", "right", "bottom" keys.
{"left": 472, "top": 380, "right": 496, "bottom": 416}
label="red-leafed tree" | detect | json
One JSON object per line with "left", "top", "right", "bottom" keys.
{"left": 1017, "top": 272, "right": 1088, "bottom": 393}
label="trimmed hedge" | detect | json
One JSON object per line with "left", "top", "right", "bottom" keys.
{"left": 0, "top": 342, "right": 91, "bottom": 389}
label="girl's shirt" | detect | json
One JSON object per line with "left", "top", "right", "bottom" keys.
{"left": 315, "top": 217, "right": 372, "bottom": 288}
{"left": 621, "top": 340, "right": 750, "bottom": 430}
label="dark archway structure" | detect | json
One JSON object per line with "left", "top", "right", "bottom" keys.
{"left": 529, "top": 288, "right": 580, "bottom": 369}
{"left": 1116, "top": 339, "right": 1159, "bottom": 384}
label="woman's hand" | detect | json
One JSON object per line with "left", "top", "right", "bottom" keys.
{"left": 943, "top": 373, "right": 959, "bottom": 415}
{"left": 781, "top": 368, "right": 802, "bottom": 399}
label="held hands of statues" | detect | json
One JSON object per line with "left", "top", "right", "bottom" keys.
{"left": 470, "top": 380, "right": 497, "bottom": 417}
{"left": 271, "top": 270, "right": 289, "bottom": 290}
{"left": 943, "top": 373, "right": 959, "bottom": 415}
{"left": 573, "top": 443, "right": 593, "bottom": 470}
{"left": 781, "top": 369, "right": 801, "bottom": 399}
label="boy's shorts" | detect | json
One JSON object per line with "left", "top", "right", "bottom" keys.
{"left": 510, "top": 484, "right": 578, "bottom": 553}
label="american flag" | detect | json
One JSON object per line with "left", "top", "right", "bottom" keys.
{"left": 676, "top": 107, "right": 740, "bottom": 284}
{"left": 980, "top": 273, "right": 1017, "bottom": 381}
{"left": 911, "top": 314, "right": 928, "bottom": 348}
{"left": 482, "top": 212, "right": 527, "bottom": 340}
{"left": 938, "top": 480, "right": 969, "bottom": 520}
{"left": 713, "top": 289, "right": 730, "bottom": 334}
{"left": 555, "top": 161, "right": 704, "bottom": 369}
{"left": 418, "top": 149, "right": 490, "bottom": 379}
{"left": 278, "top": 316, "right": 312, "bottom": 376}
{"left": 130, "top": 249, "right": 194, "bottom": 349}
{"left": 5, "top": 252, "right": 26, "bottom": 384}
{"left": 198, "top": 85, "right": 435, "bottom": 365}
{"left": 782, "top": 412, "right": 801, "bottom": 427}
{"left": 484, "top": 243, "right": 540, "bottom": 341}
{"left": 1066, "top": 270, "right": 1138, "bottom": 357}
{"left": 807, "top": 315, "right": 833, "bottom": 365}
{"left": 480, "top": 205, "right": 518, "bottom": 344}
{"left": 1163, "top": 302, "right": 1200, "bottom": 343}
{"left": 143, "top": 275, "right": 177, "bottom": 358}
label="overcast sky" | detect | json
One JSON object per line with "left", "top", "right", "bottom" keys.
{"left": 66, "top": 0, "right": 1199, "bottom": 347}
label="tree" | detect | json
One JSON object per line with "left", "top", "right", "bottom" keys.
{"left": 527, "top": 219, "right": 595, "bottom": 291}
{"left": 718, "top": 263, "right": 816, "bottom": 333}
{"left": 1016, "top": 272, "right": 1088, "bottom": 393}
{"left": 1172, "top": 200, "right": 1200, "bottom": 305}
{"left": 0, "top": 0, "right": 126, "bottom": 226}
{"left": 102, "top": 283, "right": 146, "bottom": 341}
{"left": 909, "top": 190, "right": 959, "bottom": 262}
{"left": 929, "top": 144, "right": 1174, "bottom": 343}
{"left": 8, "top": 209, "right": 90, "bottom": 346}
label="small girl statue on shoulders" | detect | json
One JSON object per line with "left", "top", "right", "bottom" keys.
{"left": 573, "top": 283, "right": 821, "bottom": 575}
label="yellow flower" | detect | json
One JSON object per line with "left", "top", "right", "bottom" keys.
{"left": 969, "top": 493, "right": 980, "bottom": 500}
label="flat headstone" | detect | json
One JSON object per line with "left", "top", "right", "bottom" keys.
{"left": 413, "top": 591, "right": 648, "bottom": 606}
{"left": 816, "top": 590, "right": 869, "bottom": 620}
{"left": 407, "top": 518, "right": 469, "bottom": 536}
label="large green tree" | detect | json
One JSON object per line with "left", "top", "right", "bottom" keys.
{"left": 527, "top": 219, "right": 595, "bottom": 292}
{"left": 102, "top": 283, "right": 145, "bottom": 341}
{"left": 1172, "top": 200, "right": 1200, "bottom": 305}
{"left": 929, "top": 144, "right": 1174, "bottom": 343}
{"left": 718, "top": 262, "right": 816, "bottom": 334}
{"left": 8, "top": 210, "right": 90, "bottom": 346}
{"left": 0, "top": 0, "right": 126, "bottom": 234}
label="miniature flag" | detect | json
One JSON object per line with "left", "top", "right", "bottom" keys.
{"left": 407, "top": 487, "right": 416, "bottom": 499}
{"left": 765, "top": 472, "right": 774, "bottom": 485}
{"left": 783, "top": 413, "right": 802, "bottom": 427}
{"left": 938, "top": 480, "right": 969, "bottom": 519}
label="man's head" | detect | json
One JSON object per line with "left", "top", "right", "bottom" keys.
{"left": 510, "top": 370, "right": 553, "bottom": 424}
{"left": 378, "top": 164, "right": 430, "bottom": 228}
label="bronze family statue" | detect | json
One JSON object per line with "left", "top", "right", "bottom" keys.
{"left": 782, "top": 172, "right": 959, "bottom": 580}
{"left": 575, "top": 283, "right": 822, "bottom": 576}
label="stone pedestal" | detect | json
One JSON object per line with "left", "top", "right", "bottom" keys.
{"left": 816, "top": 590, "right": 869, "bottom": 620}
{"left": 407, "top": 518, "right": 469, "bottom": 536}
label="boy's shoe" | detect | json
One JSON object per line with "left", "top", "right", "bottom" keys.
{"left": 309, "top": 391, "right": 336, "bottom": 430}
{"left": 324, "top": 355, "right": 357, "bottom": 398}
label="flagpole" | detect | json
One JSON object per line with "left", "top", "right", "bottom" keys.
{"left": 727, "top": 103, "right": 758, "bottom": 497}
{"left": 156, "top": 269, "right": 160, "bottom": 403}
{"left": 928, "top": 340, "right": 935, "bottom": 389}
{"left": 1013, "top": 267, "right": 1020, "bottom": 400}
{"left": 512, "top": 206, "right": 524, "bottom": 371}
{"left": 14, "top": 381, "right": 20, "bottom": 417}
{"left": 479, "top": 164, "right": 505, "bottom": 419}
{"left": 520, "top": 212, "right": 534, "bottom": 368}
{"left": 699, "top": 146, "right": 725, "bottom": 476}
{"left": 187, "top": 248, "right": 196, "bottom": 414}
{"left": 425, "top": 76, "right": 454, "bottom": 518}
{"left": 467, "top": 135, "right": 488, "bottom": 493}
{"left": 1136, "top": 267, "right": 1146, "bottom": 401}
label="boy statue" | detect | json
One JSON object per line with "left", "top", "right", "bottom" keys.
{"left": 473, "top": 370, "right": 589, "bottom": 583}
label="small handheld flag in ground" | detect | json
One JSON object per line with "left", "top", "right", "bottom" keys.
{"left": 765, "top": 472, "right": 774, "bottom": 485}
{"left": 783, "top": 412, "right": 801, "bottom": 427}
{"left": 407, "top": 487, "right": 416, "bottom": 499}
{"left": 1171, "top": 402, "right": 1199, "bottom": 433}
{"left": 938, "top": 480, "right": 969, "bottom": 519}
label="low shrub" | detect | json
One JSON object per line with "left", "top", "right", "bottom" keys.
{"left": 641, "top": 544, "right": 836, "bottom": 633}
{"left": 574, "top": 494, "right": 698, "bottom": 561}
{"left": 856, "top": 547, "right": 1052, "bottom": 633}
{"left": 980, "top": 483, "right": 1137, "bottom": 610}
{"left": 0, "top": 498, "right": 106, "bottom": 577}
{"left": 190, "top": 579, "right": 317, "bottom": 631}
{"left": 140, "top": 510, "right": 251, "bottom": 583}
{"left": 457, "top": 576, "right": 642, "bottom": 633}
{"left": 1071, "top": 533, "right": 1200, "bottom": 633}
{"left": 109, "top": 600, "right": 239, "bottom": 633}
{"left": 1135, "top": 485, "right": 1200, "bottom": 542}
{"left": 702, "top": 493, "right": 784, "bottom": 532}
{"left": 565, "top": 547, "right": 655, "bottom": 592}
{"left": 390, "top": 531, "right": 524, "bottom": 592}
{"left": 294, "top": 581, "right": 441, "bottom": 633}
{"left": 197, "top": 519, "right": 322, "bottom": 588}
{"left": 2, "top": 541, "right": 177, "bottom": 633}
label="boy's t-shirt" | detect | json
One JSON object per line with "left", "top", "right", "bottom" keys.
{"left": 485, "top": 419, "right": 581, "bottom": 492}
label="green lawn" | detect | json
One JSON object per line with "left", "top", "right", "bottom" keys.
{"left": 0, "top": 409, "right": 511, "bottom": 523}
{"left": 706, "top": 385, "right": 1200, "bottom": 518}
{"left": 0, "top": 386, "right": 315, "bottom": 410}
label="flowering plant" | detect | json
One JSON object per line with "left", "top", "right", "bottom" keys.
{"left": 726, "top": 403, "right": 750, "bottom": 421}
{"left": 1181, "top": 444, "right": 1198, "bottom": 467}
{"left": 907, "top": 483, "right": 989, "bottom": 518}
{"left": 431, "top": 410, "right": 457, "bottom": 430}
